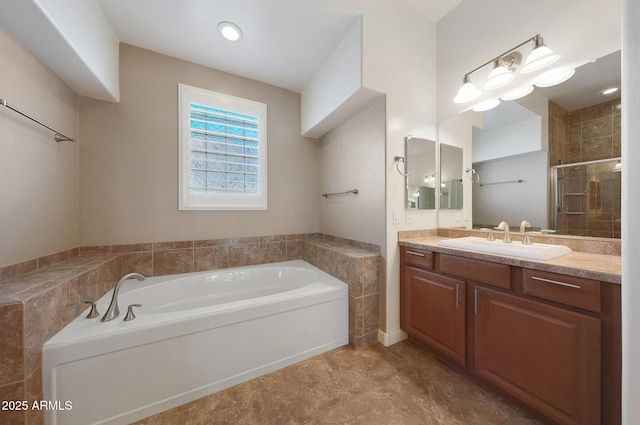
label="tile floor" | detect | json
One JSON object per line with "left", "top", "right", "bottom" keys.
{"left": 134, "top": 339, "right": 546, "bottom": 425}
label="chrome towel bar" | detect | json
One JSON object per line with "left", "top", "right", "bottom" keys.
{"left": 322, "top": 189, "right": 359, "bottom": 198}
{"left": 0, "top": 98, "right": 76, "bottom": 142}
{"left": 479, "top": 179, "right": 524, "bottom": 187}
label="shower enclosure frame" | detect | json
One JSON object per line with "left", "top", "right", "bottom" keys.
{"left": 551, "top": 157, "right": 621, "bottom": 237}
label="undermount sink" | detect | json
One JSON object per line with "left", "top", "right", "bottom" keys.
{"left": 437, "top": 237, "right": 572, "bottom": 261}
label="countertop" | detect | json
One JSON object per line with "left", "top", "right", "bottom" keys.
{"left": 399, "top": 236, "right": 621, "bottom": 284}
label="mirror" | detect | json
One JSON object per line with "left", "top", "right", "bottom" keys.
{"left": 440, "top": 144, "right": 463, "bottom": 210}
{"left": 406, "top": 137, "right": 436, "bottom": 209}
{"left": 438, "top": 50, "right": 621, "bottom": 237}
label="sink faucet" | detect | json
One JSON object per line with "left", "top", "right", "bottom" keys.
{"left": 519, "top": 220, "right": 531, "bottom": 233}
{"left": 495, "top": 221, "right": 512, "bottom": 243}
{"left": 101, "top": 273, "right": 146, "bottom": 322}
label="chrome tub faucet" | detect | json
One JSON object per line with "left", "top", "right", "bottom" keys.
{"left": 101, "top": 273, "right": 146, "bottom": 322}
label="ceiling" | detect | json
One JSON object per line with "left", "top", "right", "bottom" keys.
{"left": 98, "top": 0, "right": 461, "bottom": 93}
{"left": 536, "top": 50, "right": 621, "bottom": 112}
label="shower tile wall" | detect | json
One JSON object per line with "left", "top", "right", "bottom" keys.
{"left": 549, "top": 98, "right": 621, "bottom": 165}
{"left": 549, "top": 99, "right": 622, "bottom": 238}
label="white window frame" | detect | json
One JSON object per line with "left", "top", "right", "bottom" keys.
{"left": 178, "top": 84, "right": 267, "bottom": 210}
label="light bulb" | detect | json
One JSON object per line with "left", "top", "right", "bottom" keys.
{"left": 454, "top": 76, "right": 481, "bottom": 103}
{"left": 217, "top": 21, "right": 243, "bottom": 41}
{"left": 472, "top": 98, "right": 500, "bottom": 112}
{"left": 521, "top": 36, "right": 560, "bottom": 73}
{"left": 484, "top": 60, "right": 515, "bottom": 90}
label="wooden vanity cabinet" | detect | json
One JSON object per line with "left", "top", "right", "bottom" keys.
{"left": 400, "top": 247, "right": 466, "bottom": 365}
{"left": 400, "top": 246, "right": 619, "bottom": 425}
{"left": 404, "top": 266, "right": 466, "bottom": 365}
{"left": 475, "top": 285, "right": 601, "bottom": 425}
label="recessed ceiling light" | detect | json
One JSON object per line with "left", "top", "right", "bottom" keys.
{"left": 217, "top": 21, "right": 243, "bottom": 42}
{"left": 600, "top": 87, "right": 619, "bottom": 95}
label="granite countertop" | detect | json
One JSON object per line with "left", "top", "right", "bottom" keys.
{"left": 399, "top": 236, "right": 621, "bottom": 284}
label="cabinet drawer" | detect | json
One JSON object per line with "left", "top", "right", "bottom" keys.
{"left": 403, "top": 247, "right": 433, "bottom": 269}
{"left": 439, "top": 254, "right": 510, "bottom": 289}
{"left": 522, "top": 269, "right": 601, "bottom": 313}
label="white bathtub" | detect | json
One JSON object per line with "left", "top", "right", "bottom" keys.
{"left": 42, "top": 260, "right": 348, "bottom": 425}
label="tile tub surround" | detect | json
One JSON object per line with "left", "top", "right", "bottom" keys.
{"left": 302, "top": 237, "right": 381, "bottom": 349}
{"left": 0, "top": 254, "right": 122, "bottom": 425}
{"left": 0, "top": 233, "right": 379, "bottom": 423}
{"left": 79, "top": 233, "right": 382, "bottom": 349}
{"left": 78, "top": 233, "right": 380, "bottom": 278}
{"left": 133, "top": 339, "right": 545, "bottom": 425}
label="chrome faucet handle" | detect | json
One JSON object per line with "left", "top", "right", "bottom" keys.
{"left": 522, "top": 232, "right": 533, "bottom": 245}
{"left": 84, "top": 301, "right": 100, "bottom": 319}
{"left": 124, "top": 304, "right": 142, "bottom": 322}
{"left": 482, "top": 228, "right": 495, "bottom": 241}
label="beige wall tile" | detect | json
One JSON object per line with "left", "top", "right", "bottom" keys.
{"left": 229, "top": 245, "right": 260, "bottom": 268}
{"left": 318, "top": 246, "right": 336, "bottom": 276}
{"left": 0, "top": 381, "right": 25, "bottom": 425}
{"left": 153, "top": 250, "right": 194, "bottom": 276}
{"left": 260, "top": 242, "right": 287, "bottom": 265}
{"left": 23, "top": 283, "right": 69, "bottom": 376}
{"left": 0, "top": 301, "right": 24, "bottom": 385}
{"left": 194, "top": 247, "right": 229, "bottom": 271}
{"left": 122, "top": 252, "right": 153, "bottom": 277}
{"left": 68, "top": 270, "right": 100, "bottom": 319}
{"left": 286, "top": 240, "right": 303, "bottom": 260}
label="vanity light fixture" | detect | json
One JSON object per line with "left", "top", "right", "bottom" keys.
{"left": 520, "top": 35, "right": 560, "bottom": 73}
{"left": 217, "top": 21, "right": 243, "bottom": 41}
{"left": 534, "top": 67, "right": 576, "bottom": 87}
{"left": 453, "top": 75, "right": 482, "bottom": 103}
{"left": 484, "top": 53, "right": 521, "bottom": 90}
{"left": 501, "top": 85, "right": 534, "bottom": 101}
{"left": 453, "top": 34, "right": 562, "bottom": 104}
{"left": 472, "top": 98, "right": 500, "bottom": 112}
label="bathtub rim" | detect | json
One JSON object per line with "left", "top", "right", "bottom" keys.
{"left": 43, "top": 259, "right": 348, "bottom": 362}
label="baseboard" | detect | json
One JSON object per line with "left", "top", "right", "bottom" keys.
{"left": 378, "top": 328, "right": 407, "bottom": 347}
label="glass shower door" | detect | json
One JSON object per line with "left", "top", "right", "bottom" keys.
{"left": 551, "top": 158, "right": 621, "bottom": 238}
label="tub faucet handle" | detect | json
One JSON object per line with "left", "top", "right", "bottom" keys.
{"left": 84, "top": 301, "right": 100, "bottom": 319}
{"left": 124, "top": 304, "right": 142, "bottom": 321}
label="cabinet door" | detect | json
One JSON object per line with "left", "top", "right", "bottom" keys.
{"left": 405, "top": 267, "right": 465, "bottom": 365}
{"left": 474, "top": 286, "right": 600, "bottom": 425}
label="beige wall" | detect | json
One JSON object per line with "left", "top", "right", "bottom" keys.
{"left": 0, "top": 25, "right": 79, "bottom": 268}
{"left": 79, "top": 44, "right": 320, "bottom": 246}
{"left": 318, "top": 97, "right": 385, "bottom": 249}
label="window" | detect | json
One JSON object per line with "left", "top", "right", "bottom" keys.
{"left": 178, "top": 84, "right": 267, "bottom": 210}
